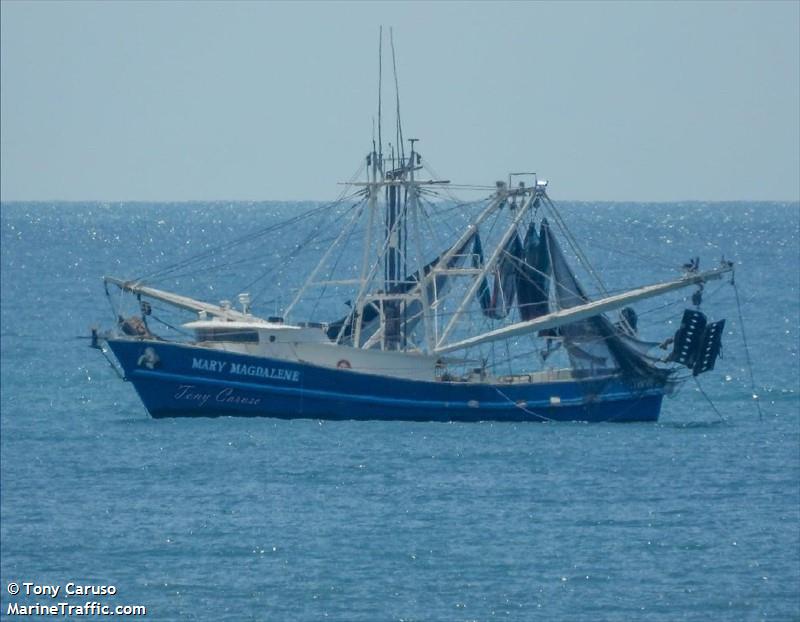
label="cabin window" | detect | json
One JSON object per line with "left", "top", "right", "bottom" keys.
{"left": 196, "top": 328, "right": 259, "bottom": 343}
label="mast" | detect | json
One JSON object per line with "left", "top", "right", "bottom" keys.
{"left": 383, "top": 166, "right": 402, "bottom": 350}
{"left": 408, "top": 138, "right": 435, "bottom": 352}
{"left": 352, "top": 27, "right": 384, "bottom": 347}
{"left": 377, "top": 26, "right": 383, "bottom": 169}
{"left": 390, "top": 27, "right": 404, "bottom": 164}
{"left": 359, "top": 189, "right": 506, "bottom": 351}
{"left": 382, "top": 27, "right": 407, "bottom": 351}
{"left": 354, "top": 147, "right": 379, "bottom": 347}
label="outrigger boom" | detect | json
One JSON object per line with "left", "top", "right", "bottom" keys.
{"left": 434, "top": 264, "right": 733, "bottom": 353}
{"left": 103, "top": 276, "right": 252, "bottom": 322}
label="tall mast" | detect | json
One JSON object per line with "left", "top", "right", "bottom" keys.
{"left": 360, "top": 190, "right": 504, "bottom": 351}
{"left": 377, "top": 26, "right": 383, "bottom": 167}
{"left": 354, "top": 28, "right": 384, "bottom": 347}
{"left": 382, "top": 28, "right": 407, "bottom": 351}
{"left": 390, "top": 28, "right": 404, "bottom": 164}
{"left": 408, "top": 138, "right": 435, "bottom": 352}
{"left": 383, "top": 169, "right": 403, "bottom": 350}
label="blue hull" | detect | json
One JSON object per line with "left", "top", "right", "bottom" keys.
{"left": 107, "top": 340, "right": 664, "bottom": 423}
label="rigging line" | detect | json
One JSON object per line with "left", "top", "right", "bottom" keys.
{"left": 498, "top": 246, "right": 608, "bottom": 315}
{"left": 542, "top": 196, "right": 609, "bottom": 297}
{"left": 246, "top": 199, "right": 366, "bottom": 302}
{"left": 137, "top": 191, "right": 365, "bottom": 283}
{"left": 484, "top": 345, "right": 581, "bottom": 373}
{"left": 268, "top": 198, "right": 367, "bottom": 314}
{"left": 491, "top": 386, "right": 559, "bottom": 422}
{"left": 577, "top": 208, "right": 724, "bottom": 267}
{"left": 154, "top": 200, "right": 362, "bottom": 291}
{"left": 485, "top": 346, "right": 543, "bottom": 370}
{"left": 417, "top": 194, "right": 468, "bottom": 252}
{"left": 732, "top": 277, "right": 763, "bottom": 420}
{"left": 502, "top": 247, "right": 704, "bottom": 316}
{"left": 427, "top": 206, "right": 509, "bottom": 331}
{"left": 631, "top": 297, "right": 689, "bottom": 324}
{"left": 420, "top": 191, "right": 492, "bottom": 223}
{"left": 140, "top": 161, "right": 367, "bottom": 282}
{"left": 337, "top": 190, "right": 420, "bottom": 339}
{"left": 104, "top": 280, "right": 118, "bottom": 324}
{"left": 440, "top": 184, "right": 501, "bottom": 190}
{"left": 635, "top": 281, "right": 728, "bottom": 324}
{"left": 149, "top": 314, "right": 193, "bottom": 338}
{"left": 97, "top": 346, "right": 126, "bottom": 381}
{"left": 545, "top": 198, "right": 608, "bottom": 295}
{"left": 141, "top": 199, "right": 352, "bottom": 282}
{"left": 417, "top": 191, "right": 495, "bottom": 221}
{"left": 477, "top": 313, "right": 668, "bottom": 366}
{"left": 420, "top": 190, "right": 493, "bottom": 205}
{"left": 422, "top": 209, "right": 473, "bottom": 268}
{"left": 692, "top": 376, "right": 727, "bottom": 424}
{"left": 310, "top": 199, "right": 370, "bottom": 321}
{"left": 550, "top": 208, "right": 686, "bottom": 271}
{"left": 417, "top": 197, "right": 444, "bottom": 248}
{"left": 164, "top": 215, "right": 343, "bottom": 281}
{"left": 572, "top": 237, "right": 677, "bottom": 271}
{"left": 504, "top": 338, "right": 514, "bottom": 376}
{"left": 420, "top": 158, "right": 468, "bottom": 204}
{"left": 500, "top": 366, "right": 616, "bottom": 416}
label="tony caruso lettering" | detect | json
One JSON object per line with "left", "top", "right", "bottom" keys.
{"left": 174, "top": 385, "right": 262, "bottom": 406}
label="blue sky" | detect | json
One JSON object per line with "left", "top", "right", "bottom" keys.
{"left": 1, "top": 0, "right": 798, "bottom": 202}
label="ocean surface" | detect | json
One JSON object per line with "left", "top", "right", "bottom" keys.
{"left": 1, "top": 200, "right": 798, "bottom": 621}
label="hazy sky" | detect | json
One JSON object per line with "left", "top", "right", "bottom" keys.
{"left": 1, "top": 1, "right": 798, "bottom": 202}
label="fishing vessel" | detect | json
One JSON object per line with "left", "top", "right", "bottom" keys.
{"left": 93, "top": 39, "right": 733, "bottom": 423}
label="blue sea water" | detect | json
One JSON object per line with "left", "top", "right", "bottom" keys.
{"left": 1, "top": 200, "right": 798, "bottom": 621}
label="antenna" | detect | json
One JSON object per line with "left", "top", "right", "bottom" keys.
{"left": 389, "top": 27, "right": 404, "bottom": 165}
{"left": 377, "top": 26, "right": 383, "bottom": 166}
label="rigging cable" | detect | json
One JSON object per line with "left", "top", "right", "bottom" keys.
{"left": 542, "top": 195, "right": 610, "bottom": 297}
{"left": 732, "top": 275, "right": 763, "bottom": 420}
{"left": 692, "top": 376, "right": 727, "bottom": 424}
{"left": 309, "top": 199, "right": 368, "bottom": 320}
{"left": 136, "top": 191, "right": 363, "bottom": 284}
{"left": 247, "top": 198, "right": 365, "bottom": 304}
{"left": 490, "top": 387, "right": 559, "bottom": 423}
{"left": 135, "top": 158, "right": 367, "bottom": 284}
{"left": 97, "top": 346, "right": 126, "bottom": 381}
{"left": 550, "top": 205, "right": 679, "bottom": 272}
{"left": 148, "top": 313, "right": 193, "bottom": 338}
